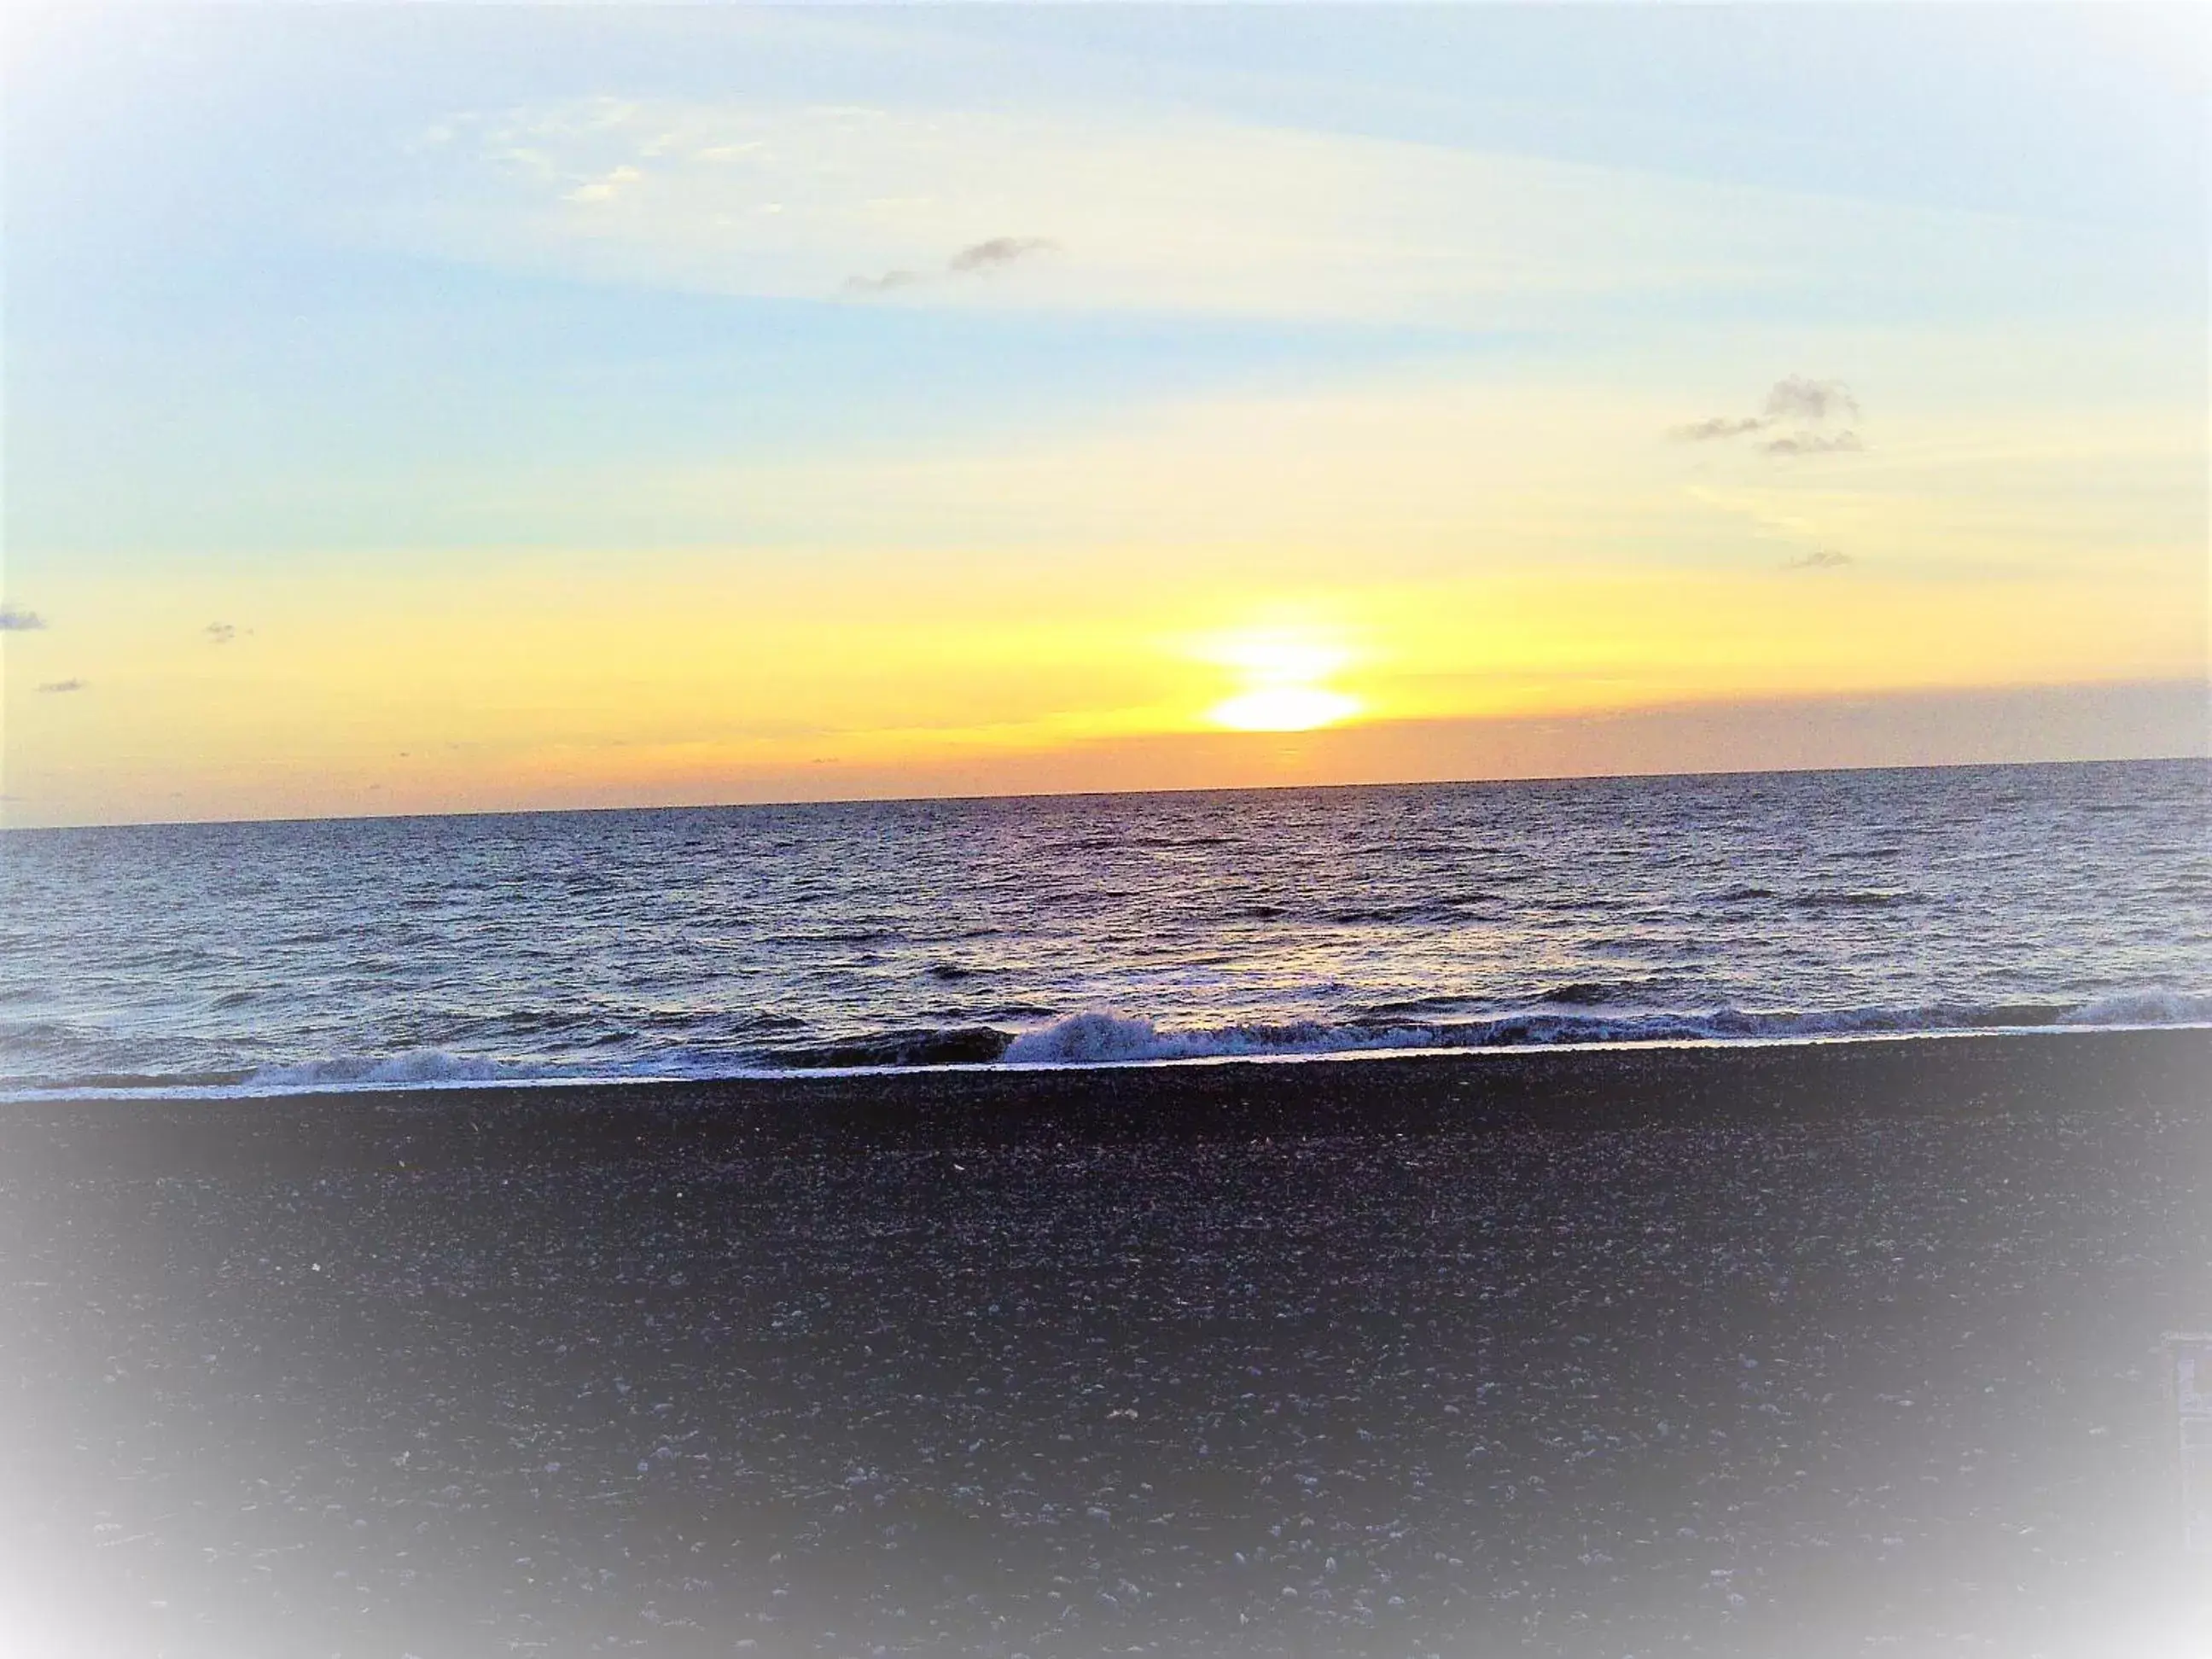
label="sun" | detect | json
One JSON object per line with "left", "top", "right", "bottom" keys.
{"left": 1198, "top": 624, "right": 1365, "bottom": 732}
{"left": 1208, "top": 685, "right": 1363, "bottom": 732}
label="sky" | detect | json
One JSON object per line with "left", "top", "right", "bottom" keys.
{"left": 3, "top": 3, "right": 2207, "bottom": 828}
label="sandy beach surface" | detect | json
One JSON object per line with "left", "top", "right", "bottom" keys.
{"left": 2, "top": 1031, "right": 2207, "bottom": 1657}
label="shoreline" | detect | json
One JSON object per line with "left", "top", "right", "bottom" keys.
{"left": 7, "top": 1015, "right": 2206, "bottom": 1099}
{"left": 11, "top": 1011, "right": 2206, "bottom": 1107}
{"left": 7, "top": 1027, "right": 2204, "bottom": 1178}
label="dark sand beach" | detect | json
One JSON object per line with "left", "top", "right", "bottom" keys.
{"left": 3, "top": 1030, "right": 2207, "bottom": 1657}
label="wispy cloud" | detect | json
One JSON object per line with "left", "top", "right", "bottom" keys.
{"left": 844, "top": 268, "right": 922, "bottom": 294}
{"left": 1762, "top": 375, "right": 1860, "bottom": 424}
{"left": 948, "top": 236, "right": 1057, "bottom": 275}
{"left": 1669, "top": 416, "right": 1766, "bottom": 443}
{"left": 205, "top": 621, "right": 238, "bottom": 645}
{"left": 37, "top": 678, "right": 86, "bottom": 694}
{"left": 401, "top": 97, "right": 2084, "bottom": 326}
{"left": 0, "top": 603, "right": 46, "bottom": 632}
{"left": 844, "top": 236, "right": 1058, "bottom": 300}
{"left": 1784, "top": 548, "right": 1854, "bottom": 569}
{"left": 1671, "top": 376, "right": 1866, "bottom": 456}
{"left": 1763, "top": 431, "right": 1865, "bottom": 456}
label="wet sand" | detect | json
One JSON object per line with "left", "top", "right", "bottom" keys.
{"left": 2, "top": 1031, "right": 2207, "bottom": 1656}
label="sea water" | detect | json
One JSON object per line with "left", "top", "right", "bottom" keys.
{"left": 1, "top": 760, "right": 2205, "bottom": 1095}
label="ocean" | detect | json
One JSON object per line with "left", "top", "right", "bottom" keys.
{"left": 2, "top": 758, "right": 2205, "bottom": 1097}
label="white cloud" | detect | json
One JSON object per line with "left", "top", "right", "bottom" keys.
{"left": 565, "top": 164, "right": 643, "bottom": 206}
{"left": 387, "top": 96, "right": 2111, "bottom": 326}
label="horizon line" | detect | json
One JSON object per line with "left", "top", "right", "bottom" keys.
{"left": 6, "top": 750, "right": 2201, "bottom": 837}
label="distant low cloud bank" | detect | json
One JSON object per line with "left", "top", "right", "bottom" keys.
{"left": 1784, "top": 549, "right": 1854, "bottom": 570}
{"left": 0, "top": 603, "right": 46, "bottom": 632}
{"left": 1674, "top": 376, "right": 1865, "bottom": 456}
{"left": 37, "top": 678, "right": 86, "bottom": 695}
{"left": 206, "top": 622, "right": 238, "bottom": 645}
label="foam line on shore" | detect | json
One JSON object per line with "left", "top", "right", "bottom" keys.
{"left": 3, "top": 1018, "right": 2208, "bottom": 1107}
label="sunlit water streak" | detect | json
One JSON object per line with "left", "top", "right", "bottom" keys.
{"left": 1, "top": 760, "right": 2205, "bottom": 1096}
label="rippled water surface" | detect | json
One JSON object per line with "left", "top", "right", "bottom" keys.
{"left": 1, "top": 760, "right": 2205, "bottom": 1091}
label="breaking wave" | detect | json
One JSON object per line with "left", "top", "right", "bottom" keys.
{"left": 989, "top": 992, "right": 2212, "bottom": 1068}
{"left": 2056, "top": 989, "right": 2212, "bottom": 1027}
{"left": 3, "top": 987, "right": 2204, "bottom": 1099}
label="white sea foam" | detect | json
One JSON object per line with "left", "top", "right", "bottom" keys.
{"left": 1002, "top": 1013, "right": 1417, "bottom": 1065}
{"left": 2056, "top": 989, "right": 2212, "bottom": 1027}
{"left": 245, "top": 1050, "right": 555, "bottom": 1090}
{"left": 995, "top": 993, "right": 2212, "bottom": 1068}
